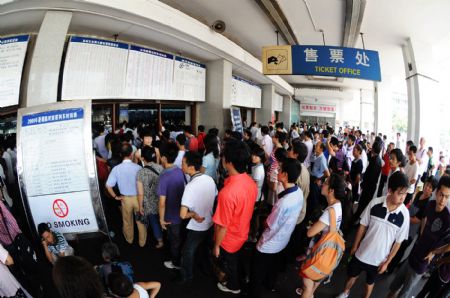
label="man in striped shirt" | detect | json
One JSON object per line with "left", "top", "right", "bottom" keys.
{"left": 38, "top": 223, "right": 74, "bottom": 264}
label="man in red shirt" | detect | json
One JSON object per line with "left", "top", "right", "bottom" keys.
{"left": 184, "top": 126, "right": 198, "bottom": 152}
{"left": 213, "top": 140, "right": 258, "bottom": 294}
{"left": 377, "top": 142, "right": 394, "bottom": 197}
{"left": 197, "top": 125, "right": 206, "bottom": 153}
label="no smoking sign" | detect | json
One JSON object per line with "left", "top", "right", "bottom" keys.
{"left": 53, "top": 199, "right": 69, "bottom": 218}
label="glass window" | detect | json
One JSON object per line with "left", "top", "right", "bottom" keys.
{"left": 0, "top": 115, "right": 17, "bottom": 136}
{"left": 92, "top": 104, "right": 113, "bottom": 132}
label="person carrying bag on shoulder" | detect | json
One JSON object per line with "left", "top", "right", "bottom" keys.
{"left": 297, "top": 173, "right": 346, "bottom": 298}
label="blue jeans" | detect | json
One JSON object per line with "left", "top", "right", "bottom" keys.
{"left": 180, "top": 228, "right": 212, "bottom": 280}
{"left": 148, "top": 214, "right": 163, "bottom": 241}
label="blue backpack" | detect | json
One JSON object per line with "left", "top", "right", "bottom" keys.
{"left": 111, "top": 261, "right": 135, "bottom": 282}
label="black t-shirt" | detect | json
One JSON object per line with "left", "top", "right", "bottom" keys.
{"left": 350, "top": 159, "right": 363, "bottom": 181}
{"left": 409, "top": 191, "right": 430, "bottom": 220}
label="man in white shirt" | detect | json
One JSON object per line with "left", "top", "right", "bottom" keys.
{"left": 250, "top": 122, "right": 259, "bottom": 142}
{"left": 249, "top": 158, "right": 303, "bottom": 297}
{"left": 261, "top": 126, "right": 273, "bottom": 160}
{"left": 302, "top": 131, "right": 314, "bottom": 169}
{"left": 174, "top": 134, "right": 187, "bottom": 169}
{"left": 93, "top": 124, "right": 109, "bottom": 159}
{"left": 179, "top": 151, "right": 217, "bottom": 283}
{"left": 404, "top": 145, "right": 420, "bottom": 205}
{"left": 337, "top": 171, "right": 410, "bottom": 298}
{"left": 1, "top": 144, "right": 14, "bottom": 185}
{"left": 344, "top": 135, "right": 356, "bottom": 171}
{"left": 415, "top": 137, "right": 429, "bottom": 183}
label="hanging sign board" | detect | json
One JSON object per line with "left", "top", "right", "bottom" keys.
{"left": 230, "top": 107, "right": 243, "bottom": 134}
{"left": 0, "top": 35, "right": 29, "bottom": 108}
{"left": 16, "top": 100, "right": 107, "bottom": 235}
{"left": 262, "top": 45, "right": 381, "bottom": 81}
{"left": 62, "top": 36, "right": 128, "bottom": 100}
{"left": 125, "top": 45, "right": 174, "bottom": 99}
{"left": 230, "top": 75, "right": 262, "bottom": 108}
{"left": 173, "top": 56, "right": 206, "bottom": 102}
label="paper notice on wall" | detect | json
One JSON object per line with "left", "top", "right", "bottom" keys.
{"left": 174, "top": 56, "right": 206, "bottom": 102}
{"left": 62, "top": 36, "right": 128, "bottom": 100}
{"left": 125, "top": 45, "right": 174, "bottom": 99}
{"left": 0, "top": 35, "right": 29, "bottom": 108}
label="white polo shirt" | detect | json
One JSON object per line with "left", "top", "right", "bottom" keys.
{"left": 355, "top": 196, "right": 409, "bottom": 266}
{"left": 257, "top": 186, "right": 303, "bottom": 254}
{"left": 181, "top": 174, "right": 217, "bottom": 231}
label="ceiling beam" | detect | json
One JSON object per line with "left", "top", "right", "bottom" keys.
{"left": 335, "top": 0, "right": 366, "bottom": 82}
{"left": 254, "top": 0, "right": 299, "bottom": 45}
{"left": 343, "top": 0, "right": 366, "bottom": 47}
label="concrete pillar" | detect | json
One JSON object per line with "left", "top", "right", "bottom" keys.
{"left": 24, "top": 11, "right": 72, "bottom": 107}
{"left": 257, "top": 84, "right": 275, "bottom": 124}
{"left": 402, "top": 38, "right": 439, "bottom": 146}
{"left": 374, "top": 83, "right": 379, "bottom": 134}
{"left": 374, "top": 79, "right": 393, "bottom": 137}
{"left": 281, "top": 95, "right": 292, "bottom": 127}
{"left": 198, "top": 59, "right": 232, "bottom": 133}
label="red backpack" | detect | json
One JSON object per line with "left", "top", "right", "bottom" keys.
{"left": 300, "top": 207, "right": 345, "bottom": 281}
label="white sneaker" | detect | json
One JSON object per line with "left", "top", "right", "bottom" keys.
{"left": 163, "top": 261, "right": 180, "bottom": 270}
{"left": 336, "top": 292, "right": 349, "bottom": 298}
{"left": 217, "top": 282, "right": 241, "bottom": 294}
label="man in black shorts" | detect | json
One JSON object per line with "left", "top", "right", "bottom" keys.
{"left": 337, "top": 171, "right": 410, "bottom": 298}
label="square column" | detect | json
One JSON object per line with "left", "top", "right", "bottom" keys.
{"left": 257, "top": 84, "right": 275, "bottom": 124}
{"left": 197, "top": 59, "right": 232, "bottom": 133}
{"left": 281, "top": 95, "right": 292, "bottom": 127}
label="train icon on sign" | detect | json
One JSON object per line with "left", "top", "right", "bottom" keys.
{"left": 53, "top": 199, "right": 69, "bottom": 218}
{"left": 267, "top": 55, "right": 287, "bottom": 65}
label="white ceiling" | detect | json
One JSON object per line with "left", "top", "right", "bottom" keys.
{"left": 160, "top": 0, "right": 287, "bottom": 58}
{"left": 277, "top": 0, "right": 345, "bottom": 46}
{"left": 160, "top": 0, "right": 450, "bottom": 92}
{"left": 2, "top": 0, "right": 450, "bottom": 93}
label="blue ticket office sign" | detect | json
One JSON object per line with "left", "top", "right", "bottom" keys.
{"left": 262, "top": 45, "right": 381, "bottom": 81}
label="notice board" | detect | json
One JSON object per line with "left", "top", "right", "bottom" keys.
{"left": 126, "top": 45, "right": 174, "bottom": 99}
{"left": 173, "top": 56, "right": 206, "bottom": 102}
{"left": 230, "top": 75, "right": 262, "bottom": 108}
{"left": 0, "top": 35, "right": 29, "bottom": 108}
{"left": 62, "top": 36, "right": 128, "bottom": 100}
{"left": 16, "top": 100, "right": 107, "bottom": 235}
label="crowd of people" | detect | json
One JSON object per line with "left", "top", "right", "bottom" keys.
{"left": 0, "top": 120, "right": 449, "bottom": 298}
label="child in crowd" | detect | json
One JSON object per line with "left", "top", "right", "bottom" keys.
{"left": 108, "top": 272, "right": 161, "bottom": 298}
{"left": 96, "top": 242, "right": 135, "bottom": 292}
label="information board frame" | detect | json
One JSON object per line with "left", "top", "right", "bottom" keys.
{"left": 230, "top": 106, "right": 243, "bottom": 134}
{"left": 16, "top": 100, "right": 108, "bottom": 239}
{"left": 0, "top": 34, "right": 29, "bottom": 108}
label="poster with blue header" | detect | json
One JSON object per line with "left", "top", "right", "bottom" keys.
{"left": 17, "top": 100, "right": 108, "bottom": 236}
{"left": 0, "top": 35, "right": 29, "bottom": 107}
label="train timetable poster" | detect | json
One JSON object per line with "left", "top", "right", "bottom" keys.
{"left": 62, "top": 36, "right": 128, "bottom": 100}
{"left": 231, "top": 75, "right": 261, "bottom": 108}
{"left": 17, "top": 100, "right": 107, "bottom": 235}
{"left": 0, "top": 35, "right": 29, "bottom": 108}
{"left": 174, "top": 56, "right": 206, "bottom": 102}
{"left": 125, "top": 45, "right": 174, "bottom": 99}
